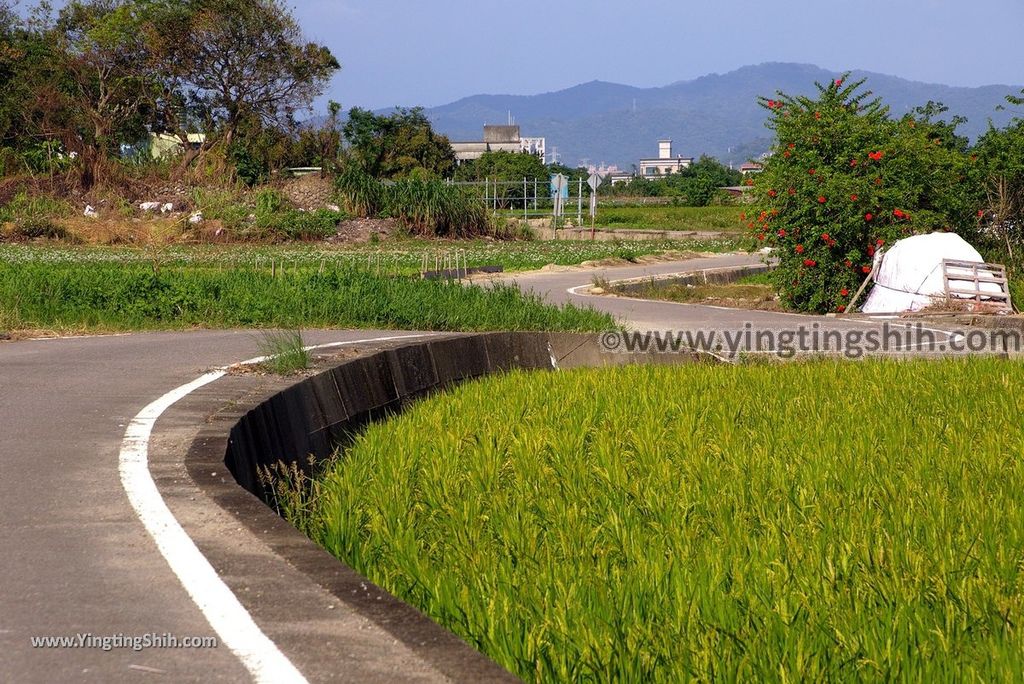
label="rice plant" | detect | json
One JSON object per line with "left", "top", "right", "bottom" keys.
{"left": 302, "top": 359, "right": 1024, "bottom": 682}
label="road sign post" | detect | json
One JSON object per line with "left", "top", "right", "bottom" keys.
{"left": 587, "top": 173, "right": 604, "bottom": 238}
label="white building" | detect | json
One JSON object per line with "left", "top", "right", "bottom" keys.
{"left": 638, "top": 140, "right": 692, "bottom": 178}
{"left": 450, "top": 125, "right": 546, "bottom": 163}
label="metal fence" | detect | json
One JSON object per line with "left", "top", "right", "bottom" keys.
{"left": 447, "top": 178, "right": 594, "bottom": 224}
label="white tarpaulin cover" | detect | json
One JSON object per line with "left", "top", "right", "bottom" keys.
{"left": 861, "top": 232, "right": 1001, "bottom": 313}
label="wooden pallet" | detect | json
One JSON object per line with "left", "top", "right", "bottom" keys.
{"left": 942, "top": 259, "right": 1013, "bottom": 312}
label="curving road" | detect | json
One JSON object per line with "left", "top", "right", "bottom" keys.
{"left": 0, "top": 252, "right": 981, "bottom": 683}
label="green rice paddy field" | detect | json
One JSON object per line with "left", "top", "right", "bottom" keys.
{"left": 302, "top": 359, "right": 1024, "bottom": 682}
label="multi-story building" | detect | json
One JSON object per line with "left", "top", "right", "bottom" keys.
{"left": 450, "top": 125, "right": 546, "bottom": 163}
{"left": 638, "top": 140, "right": 692, "bottom": 177}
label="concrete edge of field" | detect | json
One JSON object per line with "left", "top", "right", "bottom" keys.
{"left": 152, "top": 332, "right": 707, "bottom": 682}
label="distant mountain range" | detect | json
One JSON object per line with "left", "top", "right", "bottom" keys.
{"left": 406, "top": 63, "right": 1022, "bottom": 169}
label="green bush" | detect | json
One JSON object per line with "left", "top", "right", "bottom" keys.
{"left": 750, "top": 75, "right": 982, "bottom": 313}
{"left": 386, "top": 178, "right": 491, "bottom": 238}
{"left": 266, "top": 209, "right": 344, "bottom": 241}
{"left": 335, "top": 165, "right": 385, "bottom": 217}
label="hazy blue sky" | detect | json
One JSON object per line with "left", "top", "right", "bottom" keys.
{"left": 296, "top": 0, "right": 1024, "bottom": 110}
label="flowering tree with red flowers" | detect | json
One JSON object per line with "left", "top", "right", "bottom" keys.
{"left": 750, "top": 74, "right": 979, "bottom": 313}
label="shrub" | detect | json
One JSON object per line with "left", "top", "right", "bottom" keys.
{"left": 335, "top": 165, "right": 384, "bottom": 217}
{"left": 385, "top": 178, "right": 491, "bottom": 238}
{"left": 266, "top": 209, "right": 344, "bottom": 241}
{"left": 750, "top": 75, "right": 981, "bottom": 313}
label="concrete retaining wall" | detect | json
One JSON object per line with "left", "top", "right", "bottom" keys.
{"left": 610, "top": 262, "right": 773, "bottom": 295}
{"left": 224, "top": 332, "right": 702, "bottom": 501}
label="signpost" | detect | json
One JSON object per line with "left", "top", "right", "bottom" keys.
{"left": 587, "top": 173, "right": 604, "bottom": 238}
{"left": 549, "top": 173, "right": 568, "bottom": 222}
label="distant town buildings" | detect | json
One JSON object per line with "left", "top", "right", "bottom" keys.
{"left": 638, "top": 140, "right": 693, "bottom": 178}
{"left": 450, "top": 125, "right": 546, "bottom": 164}
{"left": 739, "top": 161, "right": 764, "bottom": 175}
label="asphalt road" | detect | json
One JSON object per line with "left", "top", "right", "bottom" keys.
{"left": 498, "top": 253, "right": 976, "bottom": 358}
{"left": 0, "top": 252, "right": 992, "bottom": 683}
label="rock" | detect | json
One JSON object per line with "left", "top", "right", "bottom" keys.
{"left": 590, "top": 287, "right": 605, "bottom": 295}
{"left": 188, "top": 212, "right": 204, "bottom": 225}
{"left": 139, "top": 201, "right": 161, "bottom": 212}
{"left": 326, "top": 204, "right": 341, "bottom": 213}
{"left": 160, "top": 203, "right": 174, "bottom": 213}
{"left": 83, "top": 205, "right": 98, "bottom": 218}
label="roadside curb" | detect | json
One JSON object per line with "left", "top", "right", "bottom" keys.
{"left": 169, "top": 332, "right": 703, "bottom": 681}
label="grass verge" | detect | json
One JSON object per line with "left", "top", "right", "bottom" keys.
{"left": 595, "top": 205, "right": 746, "bottom": 232}
{"left": 617, "top": 272, "right": 781, "bottom": 311}
{"left": 0, "top": 260, "right": 614, "bottom": 333}
{"left": 296, "top": 359, "right": 1024, "bottom": 682}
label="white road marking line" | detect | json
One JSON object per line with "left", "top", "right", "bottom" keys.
{"left": 118, "top": 333, "right": 432, "bottom": 683}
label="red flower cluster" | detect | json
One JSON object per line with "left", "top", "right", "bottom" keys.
{"left": 808, "top": 168, "right": 816, "bottom": 175}
{"left": 862, "top": 266, "right": 872, "bottom": 274}
{"left": 868, "top": 150, "right": 884, "bottom": 161}
{"left": 818, "top": 196, "right": 827, "bottom": 204}
{"left": 977, "top": 209, "right": 985, "bottom": 218}
{"left": 777, "top": 228, "right": 787, "bottom": 237}
{"left": 844, "top": 259, "right": 853, "bottom": 268}
{"left": 834, "top": 78, "right": 844, "bottom": 86}
{"left": 893, "top": 209, "right": 909, "bottom": 220}
{"left": 795, "top": 244, "right": 805, "bottom": 254}
{"left": 864, "top": 213, "right": 874, "bottom": 222}
{"left": 850, "top": 159, "right": 859, "bottom": 167}
{"left": 867, "top": 245, "right": 875, "bottom": 257}
{"left": 850, "top": 194, "right": 858, "bottom": 201}
{"left": 803, "top": 259, "right": 817, "bottom": 267}
{"left": 768, "top": 189, "right": 777, "bottom": 197}
{"left": 840, "top": 288, "right": 849, "bottom": 296}
{"left": 767, "top": 99, "right": 783, "bottom": 109}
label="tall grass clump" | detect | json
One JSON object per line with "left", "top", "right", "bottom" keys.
{"left": 335, "top": 165, "right": 385, "bottom": 217}
{"left": 256, "top": 329, "right": 310, "bottom": 374}
{"left": 0, "top": 259, "right": 613, "bottom": 332}
{"left": 300, "top": 359, "right": 1024, "bottom": 682}
{"left": 335, "top": 166, "right": 492, "bottom": 237}
{"left": 385, "top": 178, "right": 491, "bottom": 238}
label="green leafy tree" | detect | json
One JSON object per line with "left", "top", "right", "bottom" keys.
{"left": 54, "top": 0, "right": 156, "bottom": 186}
{"left": 342, "top": 106, "right": 454, "bottom": 179}
{"left": 751, "top": 74, "right": 978, "bottom": 313}
{"left": 975, "top": 91, "right": 1024, "bottom": 259}
{"left": 147, "top": 0, "right": 338, "bottom": 149}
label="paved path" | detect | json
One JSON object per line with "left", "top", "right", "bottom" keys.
{"left": 0, "top": 330, "right": 446, "bottom": 683}
{"left": 497, "top": 253, "right": 968, "bottom": 357}
{"left": 0, "top": 252, "right": 978, "bottom": 682}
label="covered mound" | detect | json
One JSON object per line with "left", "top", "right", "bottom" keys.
{"left": 861, "top": 232, "right": 1001, "bottom": 313}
